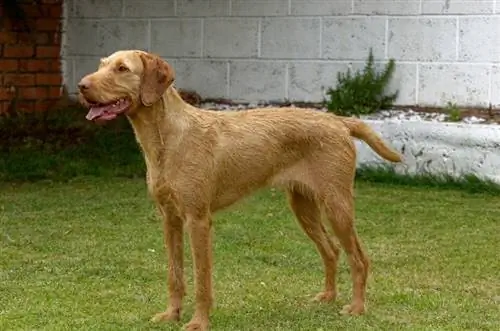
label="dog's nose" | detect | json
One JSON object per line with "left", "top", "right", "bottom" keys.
{"left": 77, "top": 77, "right": 91, "bottom": 91}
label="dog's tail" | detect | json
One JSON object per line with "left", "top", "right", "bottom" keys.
{"left": 339, "top": 116, "right": 402, "bottom": 163}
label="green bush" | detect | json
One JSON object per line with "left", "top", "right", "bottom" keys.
{"left": 325, "top": 48, "right": 398, "bottom": 117}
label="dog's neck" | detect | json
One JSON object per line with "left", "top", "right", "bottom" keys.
{"left": 127, "top": 86, "right": 193, "bottom": 170}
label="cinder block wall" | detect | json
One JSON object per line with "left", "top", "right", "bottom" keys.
{"left": 62, "top": 0, "right": 500, "bottom": 107}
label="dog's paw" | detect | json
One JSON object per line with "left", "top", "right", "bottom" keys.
{"left": 311, "top": 290, "right": 337, "bottom": 303}
{"left": 150, "top": 307, "right": 181, "bottom": 323}
{"left": 340, "top": 302, "right": 365, "bottom": 316}
{"left": 183, "top": 319, "right": 209, "bottom": 331}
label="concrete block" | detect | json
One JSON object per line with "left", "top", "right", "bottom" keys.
{"left": 229, "top": 61, "right": 286, "bottom": 102}
{"left": 231, "top": 0, "right": 288, "bottom": 16}
{"left": 177, "top": 0, "right": 230, "bottom": 17}
{"left": 288, "top": 61, "right": 416, "bottom": 104}
{"left": 418, "top": 64, "right": 490, "bottom": 107}
{"left": 123, "top": 0, "right": 175, "bottom": 17}
{"left": 73, "top": 0, "right": 122, "bottom": 18}
{"left": 459, "top": 17, "right": 500, "bottom": 62}
{"left": 204, "top": 18, "right": 259, "bottom": 58}
{"left": 151, "top": 19, "right": 202, "bottom": 58}
{"left": 174, "top": 60, "right": 227, "bottom": 99}
{"left": 382, "top": 63, "right": 417, "bottom": 106}
{"left": 422, "top": 0, "right": 494, "bottom": 14}
{"left": 353, "top": 0, "right": 420, "bottom": 15}
{"left": 261, "top": 18, "right": 320, "bottom": 59}
{"left": 73, "top": 57, "right": 101, "bottom": 87}
{"left": 388, "top": 18, "right": 457, "bottom": 61}
{"left": 489, "top": 65, "right": 500, "bottom": 107}
{"left": 66, "top": 20, "right": 149, "bottom": 56}
{"left": 288, "top": 62, "right": 363, "bottom": 102}
{"left": 61, "top": 58, "right": 74, "bottom": 94}
{"left": 290, "top": 0, "right": 352, "bottom": 15}
{"left": 322, "top": 17, "right": 386, "bottom": 60}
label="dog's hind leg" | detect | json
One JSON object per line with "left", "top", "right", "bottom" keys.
{"left": 287, "top": 189, "right": 340, "bottom": 303}
{"left": 323, "top": 186, "right": 370, "bottom": 315}
{"left": 151, "top": 204, "right": 186, "bottom": 323}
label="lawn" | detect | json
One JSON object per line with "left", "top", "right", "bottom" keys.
{"left": 1, "top": 178, "right": 499, "bottom": 331}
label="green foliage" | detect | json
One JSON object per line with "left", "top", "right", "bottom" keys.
{"left": 445, "top": 101, "right": 461, "bottom": 122}
{"left": 0, "top": 106, "right": 145, "bottom": 182}
{"left": 325, "top": 49, "right": 398, "bottom": 117}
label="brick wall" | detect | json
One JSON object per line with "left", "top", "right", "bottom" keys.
{"left": 62, "top": 0, "right": 500, "bottom": 107}
{"left": 0, "top": 0, "right": 63, "bottom": 113}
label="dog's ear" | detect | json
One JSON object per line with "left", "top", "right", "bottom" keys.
{"left": 138, "top": 52, "right": 175, "bottom": 106}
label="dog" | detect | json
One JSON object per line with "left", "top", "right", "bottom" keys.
{"left": 77, "top": 50, "right": 402, "bottom": 331}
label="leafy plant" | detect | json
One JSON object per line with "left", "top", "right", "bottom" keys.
{"left": 445, "top": 101, "right": 461, "bottom": 122}
{"left": 325, "top": 48, "right": 398, "bottom": 117}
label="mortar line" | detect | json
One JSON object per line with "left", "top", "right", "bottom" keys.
{"left": 384, "top": 17, "right": 389, "bottom": 59}
{"left": 488, "top": 65, "right": 493, "bottom": 106}
{"left": 200, "top": 18, "right": 205, "bottom": 57}
{"left": 228, "top": 0, "right": 232, "bottom": 16}
{"left": 174, "top": 0, "right": 178, "bottom": 16}
{"left": 257, "top": 18, "right": 262, "bottom": 58}
{"left": 288, "top": 0, "right": 292, "bottom": 15}
{"left": 415, "top": 64, "right": 420, "bottom": 106}
{"left": 455, "top": 17, "right": 460, "bottom": 61}
{"left": 285, "top": 62, "right": 289, "bottom": 101}
{"left": 146, "top": 20, "right": 151, "bottom": 52}
{"left": 121, "top": 0, "right": 125, "bottom": 17}
{"left": 319, "top": 17, "right": 323, "bottom": 58}
{"left": 226, "top": 62, "right": 231, "bottom": 98}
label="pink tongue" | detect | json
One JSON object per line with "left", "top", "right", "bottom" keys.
{"left": 86, "top": 105, "right": 113, "bottom": 121}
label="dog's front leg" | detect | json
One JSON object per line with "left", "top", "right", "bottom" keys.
{"left": 184, "top": 215, "right": 213, "bottom": 331}
{"left": 151, "top": 204, "right": 185, "bottom": 324}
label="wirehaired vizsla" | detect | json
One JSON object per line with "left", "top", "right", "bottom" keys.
{"left": 77, "top": 50, "right": 402, "bottom": 331}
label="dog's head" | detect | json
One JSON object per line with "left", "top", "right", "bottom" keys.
{"left": 77, "top": 50, "right": 175, "bottom": 122}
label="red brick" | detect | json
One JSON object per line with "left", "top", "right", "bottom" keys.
{"left": 48, "top": 86, "right": 62, "bottom": 98}
{"left": 0, "top": 59, "right": 19, "bottom": 72}
{"left": 35, "top": 18, "right": 61, "bottom": 32}
{"left": 4, "top": 74, "right": 35, "bottom": 86}
{"left": 19, "top": 87, "right": 48, "bottom": 100}
{"left": 19, "top": 4, "right": 43, "bottom": 18}
{"left": 19, "top": 59, "right": 51, "bottom": 72}
{"left": 36, "top": 45, "right": 60, "bottom": 58}
{"left": 51, "top": 31, "right": 61, "bottom": 45}
{"left": 4, "top": 45, "right": 35, "bottom": 58}
{"left": 0, "top": 102, "right": 12, "bottom": 114}
{"left": 16, "top": 101, "right": 36, "bottom": 112}
{"left": 0, "top": 87, "right": 15, "bottom": 101}
{"left": 0, "top": 31, "right": 16, "bottom": 43}
{"left": 50, "top": 60, "right": 61, "bottom": 72}
{"left": 18, "top": 32, "right": 50, "bottom": 45}
{"left": 35, "top": 99, "right": 57, "bottom": 112}
{"left": 49, "top": 5, "right": 63, "bottom": 18}
{"left": 36, "top": 73, "right": 62, "bottom": 85}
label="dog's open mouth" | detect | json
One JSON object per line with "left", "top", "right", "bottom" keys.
{"left": 85, "top": 98, "right": 131, "bottom": 121}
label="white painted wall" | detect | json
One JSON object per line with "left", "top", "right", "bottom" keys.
{"left": 356, "top": 119, "right": 500, "bottom": 184}
{"left": 62, "top": 0, "right": 500, "bottom": 107}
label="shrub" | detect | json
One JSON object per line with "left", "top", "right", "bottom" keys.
{"left": 325, "top": 48, "right": 398, "bottom": 117}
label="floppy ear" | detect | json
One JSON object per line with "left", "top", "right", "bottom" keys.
{"left": 138, "top": 52, "right": 175, "bottom": 106}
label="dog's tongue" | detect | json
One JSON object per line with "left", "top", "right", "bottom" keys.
{"left": 86, "top": 104, "right": 115, "bottom": 121}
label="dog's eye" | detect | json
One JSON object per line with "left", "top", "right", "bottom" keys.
{"left": 117, "top": 65, "right": 129, "bottom": 72}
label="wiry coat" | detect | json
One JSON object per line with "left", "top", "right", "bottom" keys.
{"left": 78, "top": 50, "right": 402, "bottom": 331}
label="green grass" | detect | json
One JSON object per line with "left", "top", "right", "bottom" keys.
{"left": 1, "top": 178, "right": 499, "bottom": 330}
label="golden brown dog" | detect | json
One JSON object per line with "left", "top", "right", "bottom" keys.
{"left": 77, "top": 50, "right": 402, "bottom": 331}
